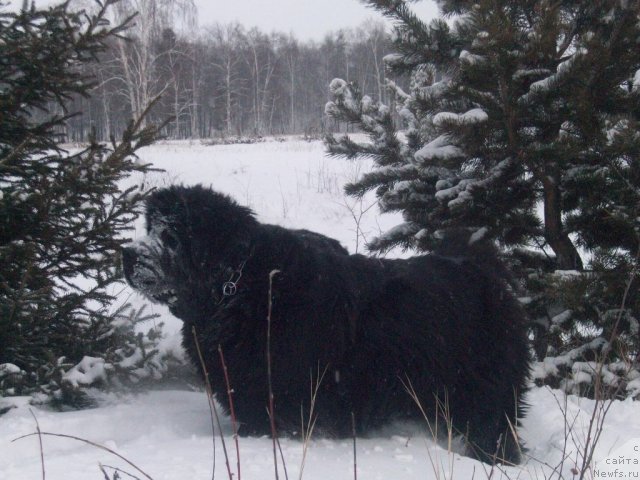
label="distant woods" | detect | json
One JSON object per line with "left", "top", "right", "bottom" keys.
{"left": 57, "top": 0, "right": 393, "bottom": 142}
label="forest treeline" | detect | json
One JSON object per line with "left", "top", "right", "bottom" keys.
{"left": 59, "top": 0, "right": 393, "bottom": 142}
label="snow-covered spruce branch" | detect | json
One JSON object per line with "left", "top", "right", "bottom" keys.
{"left": 363, "top": 1, "right": 460, "bottom": 74}
{"left": 325, "top": 79, "right": 407, "bottom": 167}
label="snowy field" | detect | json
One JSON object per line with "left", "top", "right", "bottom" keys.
{"left": 2, "top": 138, "right": 639, "bottom": 479}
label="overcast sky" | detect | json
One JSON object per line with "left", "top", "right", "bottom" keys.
{"left": 192, "top": 0, "right": 439, "bottom": 40}
{"left": 12, "top": 0, "right": 439, "bottom": 41}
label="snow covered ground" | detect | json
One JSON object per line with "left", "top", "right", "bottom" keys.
{"left": 2, "top": 138, "right": 639, "bottom": 479}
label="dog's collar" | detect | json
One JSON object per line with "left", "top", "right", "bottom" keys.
{"left": 217, "top": 246, "right": 255, "bottom": 303}
{"left": 221, "top": 258, "right": 248, "bottom": 297}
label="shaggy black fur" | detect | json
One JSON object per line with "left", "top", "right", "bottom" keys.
{"left": 122, "top": 185, "right": 530, "bottom": 464}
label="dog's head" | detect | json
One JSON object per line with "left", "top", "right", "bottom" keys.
{"left": 122, "top": 185, "right": 257, "bottom": 307}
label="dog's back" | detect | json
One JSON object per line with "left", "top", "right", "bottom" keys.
{"left": 342, "top": 244, "right": 528, "bottom": 463}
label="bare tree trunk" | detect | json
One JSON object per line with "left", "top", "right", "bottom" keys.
{"left": 251, "top": 64, "right": 259, "bottom": 132}
{"left": 208, "top": 24, "right": 245, "bottom": 138}
{"left": 225, "top": 60, "right": 232, "bottom": 136}
{"left": 191, "top": 60, "right": 198, "bottom": 138}
{"left": 116, "top": 38, "right": 143, "bottom": 123}
{"left": 249, "top": 40, "right": 261, "bottom": 134}
{"left": 260, "top": 60, "right": 276, "bottom": 134}
{"left": 288, "top": 53, "right": 295, "bottom": 132}
{"left": 100, "top": 91, "right": 112, "bottom": 140}
{"left": 268, "top": 95, "right": 276, "bottom": 134}
{"left": 109, "top": 0, "right": 198, "bottom": 131}
{"left": 369, "top": 30, "right": 384, "bottom": 102}
{"left": 173, "top": 77, "right": 180, "bottom": 138}
{"left": 543, "top": 175, "right": 584, "bottom": 270}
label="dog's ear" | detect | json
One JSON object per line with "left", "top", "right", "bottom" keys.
{"left": 146, "top": 186, "right": 257, "bottom": 257}
{"left": 145, "top": 186, "right": 185, "bottom": 231}
{"left": 181, "top": 186, "right": 256, "bottom": 238}
{"left": 195, "top": 190, "right": 255, "bottom": 232}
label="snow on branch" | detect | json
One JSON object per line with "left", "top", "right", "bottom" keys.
{"left": 434, "top": 158, "right": 513, "bottom": 208}
{"left": 459, "top": 50, "right": 485, "bottom": 65}
{"left": 344, "top": 164, "right": 420, "bottom": 198}
{"left": 432, "top": 108, "right": 489, "bottom": 127}
{"left": 518, "top": 49, "right": 587, "bottom": 104}
{"left": 367, "top": 221, "right": 421, "bottom": 252}
{"left": 326, "top": 78, "right": 407, "bottom": 168}
{"left": 413, "top": 135, "right": 464, "bottom": 164}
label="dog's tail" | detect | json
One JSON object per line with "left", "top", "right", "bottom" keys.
{"left": 437, "top": 228, "right": 530, "bottom": 464}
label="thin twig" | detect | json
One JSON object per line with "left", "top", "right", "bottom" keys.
{"left": 402, "top": 378, "right": 467, "bottom": 480}
{"left": 192, "top": 326, "right": 231, "bottom": 480}
{"left": 99, "top": 464, "right": 112, "bottom": 480}
{"left": 351, "top": 412, "right": 358, "bottom": 480}
{"left": 100, "top": 464, "right": 143, "bottom": 480}
{"left": 577, "top": 247, "right": 639, "bottom": 479}
{"left": 219, "top": 344, "right": 241, "bottom": 480}
{"left": 12, "top": 432, "right": 153, "bottom": 480}
{"left": 401, "top": 377, "right": 442, "bottom": 478}
{"left": 267, "top": 269, "right": 282, "bottom": 480}
{"left": 337, "top": 198, "right": 377, "bottom": 253}
{"left": 298, "top": 365, "right": 328, "bottom": 480}
{"left": 29, "top": 409, "right": 45, "bottom": 480}
{"left": 276, "top": 436, "right": 290, "bottom": 480}
{"left": 548, "top": 387, "right": 579, "bottom": 479}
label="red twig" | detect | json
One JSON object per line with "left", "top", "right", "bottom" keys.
{"left": 276, "top": 437, "right": 289, "bottom": 480}
{"left": 192, "top": 326, "right": 233, "bottom": 480}
{"left": 219, "top": 344, "right": 241, "bottom": 480}
{"left": 267, "top": 269, "right": 281, "bottom": 480}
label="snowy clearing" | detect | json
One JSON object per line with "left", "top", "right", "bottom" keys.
{"left": 2, "top": 139, "right": 639, "bottom": 479}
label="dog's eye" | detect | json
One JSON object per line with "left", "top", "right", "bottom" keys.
{"left": 161, "top": 230, "right": 179, "bottom": 250}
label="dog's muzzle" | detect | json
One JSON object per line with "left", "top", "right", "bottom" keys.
{"left": 121, "top": 241, "right": 159, "bottom": 291}
{"left": 121, "top": 240, "right": 177, "bottom": 304}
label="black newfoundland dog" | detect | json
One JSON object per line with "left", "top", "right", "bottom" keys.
{"left": 122, "top": 185, "right": 530, "bottom": 464}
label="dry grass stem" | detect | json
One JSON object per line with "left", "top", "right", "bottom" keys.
{"left": 29, "top": 408, "right": 45, "bottom": 480}
{"left": 351, "top": 411, "right": 358, "bottom": 480}
{"left": 298, "top": 365, "right": 327, "bottom": 480}
{"left": 219, "top": 344, "right": 241, "bottom": 480}
{"left": 267, "top": 269, "right": 283, "bottom": 480}
{"left": 192, "top": 326, "right": 232, "bottom": 480}
{"left": 99, "top": 463, "right": 143, "bottom": 480}
{"left": 401, "top": 377, "right": 456, "bottom": 480}
{"left": 12, "top": 432, "right": 153, "bottom": 480}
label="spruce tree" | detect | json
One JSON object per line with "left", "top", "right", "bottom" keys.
{"left": 326, "top": 0, "right": 640, "bottom": 398}
{"left": 0, "top": 0, "right": 180, "bottom": 403}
